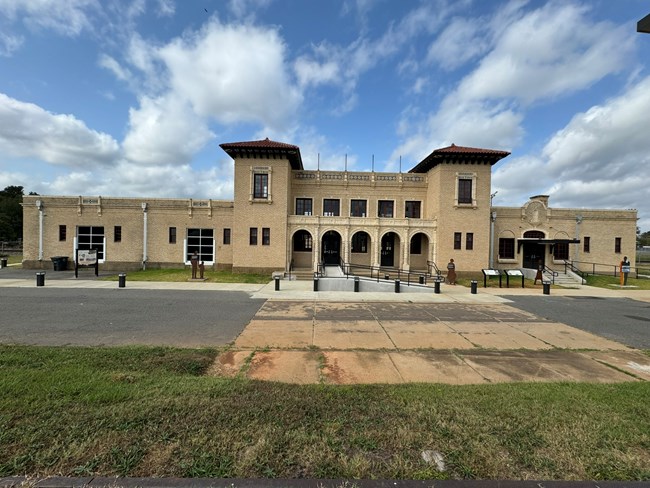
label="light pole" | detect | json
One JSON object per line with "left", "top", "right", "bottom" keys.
{"left": 489, "top": 191, "right": 498, "bottom": 269}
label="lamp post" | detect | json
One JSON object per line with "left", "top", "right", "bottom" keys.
{"left": 489, "top": 192, "right": 498, "bottom": 269}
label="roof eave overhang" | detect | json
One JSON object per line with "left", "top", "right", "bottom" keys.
{"left": 408, "top": 152, "right": 510, "bottom": 173}
{"left": 220, "top": 145, "right": 304, "bottom": 170}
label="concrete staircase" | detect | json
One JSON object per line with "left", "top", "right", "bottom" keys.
{"left": 545, "top": 270, "right": 583, "bottom": 288}
{"left": 286, "top": 268, "right": 314, "bottom": 280}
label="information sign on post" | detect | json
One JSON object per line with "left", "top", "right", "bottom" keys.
{"left": 481, "top": 269, "right": 501, "bottom": 288}
{"left": 75, "top": 249, "right": 99, "bottom": 278}
{"left": 504, "top": 269, "right": 525, "bottom": 288}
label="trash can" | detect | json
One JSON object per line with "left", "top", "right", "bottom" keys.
{"left": 434, "top": 280, "right": 441, "bottom": 294}
{"left": 543, "top": 281, "right": 551, "bottom": 295}
{"left": 470, "top": 280, "right": 478, "bottom": 294}
{"left": 274, "top": 276, "right": 280, "bottom": 291}
{"left": 313, "top": 277, "right": 319, "bottom": 292}
{"left": 384, "top": 274, "right": 390, "bottom": 280}
{"left": 51, "top": 256, "right": 68, "bottom": 271}
{"left": 395, "top": 279, "right": 400, "bottom": 293}
{"left": 36, "top": 271, "right": 45, "bottom": 287}
{"left": 354, "top": 276, "right": 360, "bottom": 292}
{"left": 118, "top": 273, "right": 127, "bottom": 288}
{"left": 0, "top": 258, "right": 7, "bottom": 268}
{"left": 419, "top": 275, "right": 425, "bottom": 285}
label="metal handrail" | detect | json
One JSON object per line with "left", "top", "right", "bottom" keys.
{"left": 341, "top": 262, "right": 428, "bottom": 286}
{"left": 427, "top": 260, "right": 442, "bottom": 277}
{"left": 564, "top": 260, "right": 586, "bottom": 284}
{"left": 569, "top": 260, "right": 641, "bottom": 278}
{"left": 542, "top": 264, "right": 559, "bottom": 284}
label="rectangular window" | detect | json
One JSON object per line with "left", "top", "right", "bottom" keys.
{"left": 351, "top": 233, "right": 368, "bottom": 253}
{"left": 59, "top": 225, "right": 66, "bottom": 242}
{"left": 405, "top": 201, "right": 421, "bottom": 218}
{"left": 498, "top": 238, "right": 515, "bottom": 259}
{"left": 458, "top": 179, "right": 472, "bottom": 204}
{"left": 583, "top": 236, "right": 590, "bottom": 253}
{"left": 223, "top": 228, "right": 231, "bottom": 245}
{"left": 554, "top": 242, "right": 569, "bottom": 260}
{"left": 323, "top": 199, "right": 340, "bottom": 217}
{"left": 454, "top": 232, "right": 462, "bottom": 250}
{"left": 77, "top": 226, "right": 105, "bottom": 260}
{"left": 114, "top": 226, "right": 122, "bottom": 243}
{"left": 615, "top": 237, "right": 621, "bottom": 253}
{"left": 186, "top": 228, "right": 214, "bottom": 262}
{"left": 250, "top": 228, "right": 258, "bottom": 245}
{"left": 262, "top": 227, "right": 270, "bottom": 245}
{"left": 350, "top": 199, "right": 367, "bottom": 217}
{"left": 169, "top": 227, "right": 177, "bottom": 244}
{"left": 410, "top": 235, "right": 422, "bottom": 254}
{"left": 253, "top": 173, "right": 269, "bottom": 199}
{"left": 466, "top": 232, "right": 474, "bottom": 250}
{"left": 378, "top": 200, "right": 394, "bottom": 218}
{"left": 296, "top": 198, "right": 313, "bottom": 215}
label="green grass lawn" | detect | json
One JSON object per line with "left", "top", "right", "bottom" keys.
{"left": 585, "top": 274, "right": 650, "bottom": 290}
{"left": 1, "top": 345, "right": 649, "bottom": 480}
{"left": 102, "top": 268, "right": 271, "bottom": 284}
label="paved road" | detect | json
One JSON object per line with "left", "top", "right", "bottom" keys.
{"left": 504, "top": 296, "right": 650, "bottom": 349}
{"left": 0, "top": 288, "right": 266, "bottom": 347}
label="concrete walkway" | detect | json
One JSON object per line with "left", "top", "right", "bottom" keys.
{"left": 2, "top": 268, "right": 650, "bottom": 385}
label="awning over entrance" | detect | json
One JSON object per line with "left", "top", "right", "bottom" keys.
{"left": 517, "top": 238, "right": 580, "bottom": 253}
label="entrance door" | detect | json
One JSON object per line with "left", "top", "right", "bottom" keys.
{"left": 381, "top": 232, "right": 395, "bottom": 267}
{"left": 522, "top": 242, "right": 545, "bottom": 269}
{"left": 321, "top": 231, "right": 341, "bottom": 265}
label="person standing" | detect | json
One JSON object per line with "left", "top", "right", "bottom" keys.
{"left": 190, "top": 251, "right": 199, "bottom": 279}
{"left": 620, "top": 256, "right": 631, "bottom": 286}
{"left": 446, "top": 258, "right": 457, "bottom": 285}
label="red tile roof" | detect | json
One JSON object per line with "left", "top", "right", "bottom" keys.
{"left": 409, "top": 143, "right": 510, "bottom": 173}
{"left": 220, "top": 138, "right": 303, "bottom": 169}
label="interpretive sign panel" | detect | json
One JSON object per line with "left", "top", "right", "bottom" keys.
{"left": 75, "top": 248, "right": 99, "bottom": 278}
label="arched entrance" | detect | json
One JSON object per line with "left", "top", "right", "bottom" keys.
{"left": 381, "top": 232, "right": 398, "bottom": 267}
{"left": 350, "top": 231, "right": 371, "bottom": 267}
{"left": 409, "top": 232, "right": 429, "bottom": 270}
{"left": 292, "top": 230, "right": 313, "bottom": 269}
{"left": 522, "top": 230, "right": 545, "bottom": 269}
{"left": 321, "top": 230, "right": 341, "bottom": 265}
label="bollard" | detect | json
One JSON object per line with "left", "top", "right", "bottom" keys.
{"left": 118, "top": 273, "right": 126, "bottom": 288}
{"left": 354, "top": 276, "right": 360, "bottom": 292}
{"left": 274, "top": 276, "right": 280, "bottom": 291}
{"left": 313, "top": 277, "right": 319, "bottom": 292}
{"left": 470, "top": 280, "right": 478, "bottom": 294}
{"left": 434, "top": 280, "right": 441, "bottom": 294}
{"left": 0, "top": 258, "right": 7, "bottom": 268}
{"left": 419, "top": 275, "right": 425, "bottom": 285}
{"left": 395, "top": 279, "right": 400, "bottom": 293}
{"left": 36, "top": 271, "right": 45, "bottom": 287}
{"left": 543, "top": 281, "right": 551, "bottom": 295}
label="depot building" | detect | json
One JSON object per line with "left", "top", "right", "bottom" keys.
{"left": 22, "top": 139, "right": 637, "bottom": 275}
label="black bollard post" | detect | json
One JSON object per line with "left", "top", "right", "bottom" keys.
{"left": 36, "top": 272, "right": 45, "bottom": 287}
{"left": 470, "top": 280, "right": 478, "bottom": 294}
{"left": 434, "top": 280, "right": 441, "bottom": 294}
{"left": 354, "top": 276, "right": 360, "bottom": 292}
{"left": 313, "top": 277, "right": 319, "bottom": 292}
{"left": 419, "top": 275, "right": 425, "bottom": 285}
{"left": 274, "top": 276, "right": 280, "bottom": 291}
{"left": 118, "top": 273, "right": 126, "bottom": 288}
{"left": 543, "top": 281, "right": 551, "bottom": 295}
{"left": 395, "top": 279, "right": 400, "bottom": 293}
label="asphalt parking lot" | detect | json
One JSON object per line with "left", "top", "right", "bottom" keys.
{"left": 0, "top": 288, "right": 265, "bottom": 347}
{"left": 504, "top": 295, "right": 650, "bottom": 349}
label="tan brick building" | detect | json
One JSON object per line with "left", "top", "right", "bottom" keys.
{"left": 22, "top": 139, "right": 637, "bottom": 275}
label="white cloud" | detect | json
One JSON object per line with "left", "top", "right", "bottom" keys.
{"left": 157, "top": 19, "right": 302, "bottom": 128}
{"left": 457, "top": 2, "right": 633, "bottom": 104}
{"left": 0, "top": 93, "right": 120, "bottom": 167}
{"left": 98, "top": 54, "right": 132, "bottom": 83}
{"left": 156, "top": 0, "right": 174, "bottom": 17}
{"left": 228, "top": 0, "right": 272, "bottom": 19}
{"left": 0, "top": 0, "right": 100, "bottom": 37}
{"left": 426, "top": 16, "right": 490, "bottom": 70}
{"left": 122, "top": 94, "right": 214, "bottom": 166}
{"left": 0, "top": 31, "right": 22, "bottom": 56}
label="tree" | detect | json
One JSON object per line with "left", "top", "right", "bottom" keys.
{"left": 638, "top": 230, "right": 650, "bottom": 247}
{"left": 0, "top": 185, "right": 24, "bottom": 241}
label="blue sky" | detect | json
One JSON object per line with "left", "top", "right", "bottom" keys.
{"left": 1, "top": 0, "right": 650, "bottom": 229}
